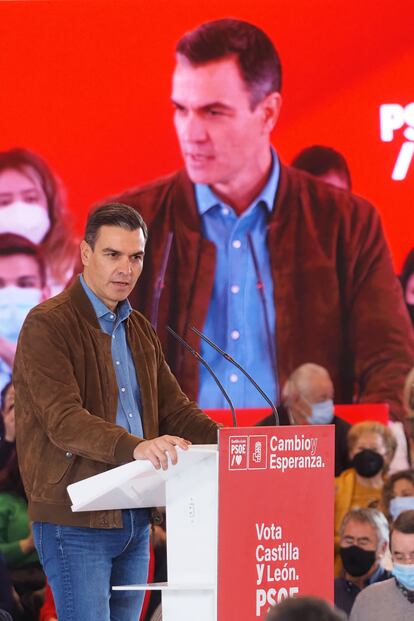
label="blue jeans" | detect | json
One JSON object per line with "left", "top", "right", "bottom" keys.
{"left": 32, "top": 509, "right": 150, "bottom": 621}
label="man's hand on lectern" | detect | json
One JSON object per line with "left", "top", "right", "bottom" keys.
{"left": 133, "top": 435, "right": 191, "bottom": 470}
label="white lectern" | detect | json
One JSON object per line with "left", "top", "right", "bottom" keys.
{"left": 68, "top": 446, "right": 218, "bottom": 621}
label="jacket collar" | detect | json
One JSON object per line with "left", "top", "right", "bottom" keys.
{"left": 175, "top": 162, "right": 295, "bottom": 231}
{"left": 67, "top": 275, "right": 102, "bottom": 330}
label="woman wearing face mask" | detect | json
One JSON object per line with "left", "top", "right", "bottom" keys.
{"left": 334, "top": 421, "right": 397, "bottom": 575}
{"left": 382, "top": 470, "right": 414, "bottom": 523}
{"left": 0, "top": 148, "right": 77, "bottom": 295}
{"left": 0, "top": 235, "right": 50, "bottom": 391}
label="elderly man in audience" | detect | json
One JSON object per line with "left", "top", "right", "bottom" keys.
{"left": 257, "top": 363, "right": 350, "bottom": 475}
{"left": 334, "top": 421, "right": 397, "bottom": 574}
{"left": 350, "top": 509, "right": 414, "bottom": 620}
{"left": 334, "top": 508, "right": 391, "bottom": 615}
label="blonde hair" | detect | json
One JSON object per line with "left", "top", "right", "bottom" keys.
{"left": 347, "top": 420, "right": 397, "bottom": 460}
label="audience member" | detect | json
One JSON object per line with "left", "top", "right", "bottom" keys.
{"left": 0, "top": 235, "right": 50, "bottom": 391}
{"left": 0, "top": 384, "right": 45, "bottom": 619}
{"left": 117, "top": 18, "right": 414, "bottom": 425}
{"left": 383, "top": 469, "right": 414, "bottom": 522}
{"left": 334, "top": 508, "right": 391, "bottom": 615}
{"left": 291, "top": 145, "right": 352, "bottom": 190}
{"left": 0, "top": 147, "right": 77, "bottom": 294}
{"left": 400, "top": 248, "right": 414, "bottom": 327}
{"left": 257, "top": 363, "right": 350, "bottom": 475}
{"left": 0, "top": 384, "right": 15, "bottom": 471}
{"left": 350, "top": 509, "right": 414, "bottom": 620}
{"left": 334, "top": 421, "right": 397, "bottom": 574}
{"left": 0, "top": 553, "right": 13, "bottom": 616}
{"left": 266, "top": 595, "right": 346, "bottom": 620}
{"left": 403, "top": 369, "right": 414, "bottom": 458}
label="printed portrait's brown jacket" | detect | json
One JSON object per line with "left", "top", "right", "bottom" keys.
{"left": 119, "top": 164, "right": 414, "bottom": 424}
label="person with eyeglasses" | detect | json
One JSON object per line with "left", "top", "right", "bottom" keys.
{"left": 350, "top": 509, "right": 414, "bottom": 620}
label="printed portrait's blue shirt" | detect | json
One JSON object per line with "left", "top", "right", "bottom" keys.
{"left": 80, "top": 275, "right": 143, "bottom": 437}
{"left": 195, "top": 150, "right": 279, "bottom": 409}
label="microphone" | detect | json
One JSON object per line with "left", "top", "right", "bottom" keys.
{"left": 166, "top": 326, "right": 238, "bottom": 427}
{"left": 247, "top": 232, "right": 278, "bottom": 381}
{"left": 151, "top": 232, "right": 174, "bottom": 329}
{"left": 191, "top": 326, "right": 279, "bottom": 426}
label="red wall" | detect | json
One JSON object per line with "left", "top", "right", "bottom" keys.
{"left": 1, "top": 0, "right": 413, "bottom": 269}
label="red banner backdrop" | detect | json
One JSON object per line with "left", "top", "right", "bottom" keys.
{"left": 0, "top": 0, "right": 413, "bottom": 269}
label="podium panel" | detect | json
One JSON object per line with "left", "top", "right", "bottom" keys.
{"left": 217, "top": 426, "right": 334, "bottom": 620}
{"left": 68, "top": 427, "right": 334, "bottom": 621}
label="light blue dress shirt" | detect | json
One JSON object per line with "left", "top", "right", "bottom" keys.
{"left": 80, "top": 275, "right": 143, "bottom": 437}
{"left": 195, "top": 151, "right": 279, "bottom": 408}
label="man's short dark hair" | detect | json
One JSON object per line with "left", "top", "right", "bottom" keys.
{"left": 176, "top": 18, "right": 282, "bottom": 108}
{"left": 291, "top": 145, "right": 352, "bottom": 189}
{"left": 391, "top": 509, "right": 414, "bottom": 541}
{"left": 85, "top": 203, "right": 148, "bottom": 249}
{"left": 0, "top": 233, "right": 46, "bottom": 287}
{"left": 266, "top": 596, "right": 346, "bottom": 621}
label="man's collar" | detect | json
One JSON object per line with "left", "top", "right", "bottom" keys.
{"left": 80, "top": 274, "right": 132, "bottom": 321}
{"left": 195, "top": 148, "right": 280, "bottom": 217}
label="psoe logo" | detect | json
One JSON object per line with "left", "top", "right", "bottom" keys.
{"left": 229, "top": 436, "right": 248, "bottom": 470}
{"left": 379, "top": 103, "right": 414, "bottom": 180}
{"left": 248, "top": 435, "right": 268, "bottom": 470}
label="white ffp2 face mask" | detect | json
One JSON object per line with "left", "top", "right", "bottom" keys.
{"left": 0, "top": 286, "right": 43, "bottom": 342}
{"left": 0, "top": 201, "right": 50, "bottom": 244}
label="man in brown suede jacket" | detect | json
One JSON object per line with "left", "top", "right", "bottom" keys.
{"left": 13, "top": 204, "right": 218, "bottom": 621}
{"left": 119, "top": 18, "right": 414, "bottom": 424}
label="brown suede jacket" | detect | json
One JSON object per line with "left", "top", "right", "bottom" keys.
{"left": 119, "top": 164, "right": 414, "bottom": 423}
{"left": 13, "top": 277, "right": 219, "bottom": 528}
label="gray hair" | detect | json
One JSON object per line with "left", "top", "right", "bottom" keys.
{"left": 340, "top": 508, "right": 389, "bottom": 548}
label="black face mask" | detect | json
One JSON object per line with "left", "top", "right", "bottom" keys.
{"left": 351, "top": 449, "right": 384, "bottom": 477}
{"left": 340, "top": 545, "right": 376, "bottom": 577}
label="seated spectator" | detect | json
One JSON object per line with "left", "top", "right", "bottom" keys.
{"left": 350, "top": 510, "right": 414, "bottom": 620}
{"left": 400, "top": 248, "right": 414, "bottom": 327}
{"left": 257, "top": 363, "right": 351, "bottom": 476}
{"left": 0, "top": 147, "right": 77, "bottom": 294}
{"left": 403, "top": 369, "right": 414, "bottom": 460}
{"left": 0, "top": 389, "right": 45, "bottom": 619}
{"left": 334, "top": 508, "right": 391, "bottom": 615}
{"left": 0, "top": 235, "right": 50, "bottom": 391}
{"left": 334, "top": 421, "right": 397, "bottom": 575}
{"left": 266, "top": 596, "right": 346, "bottom": 620}
{"left": 0, "top": 553, "right": 13, "bottom": 616}
{"left": 0, "top": 384, "right": 15, "bottom": 471}
{"left": 383, "top": 470, "right": 414, "bottom": 522}
{"left": 291, "top": 145, "right": 352, "bottom": 190}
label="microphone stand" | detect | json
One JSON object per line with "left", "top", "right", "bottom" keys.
{"left": 167, "top": 326, "right": 238, "bottom": 427}
{"left": 191, "top": 326, "right": 279, "bottom": 426}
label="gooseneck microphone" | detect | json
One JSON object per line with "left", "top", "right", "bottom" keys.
{"left": 191, "top": 326, "right": 279, "bottom": 426}
{"left": 151, "top": 232, "right": 174, "bottom": 329}
{"left": 166, "top": 326, "right": 238, "bottom": 427}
